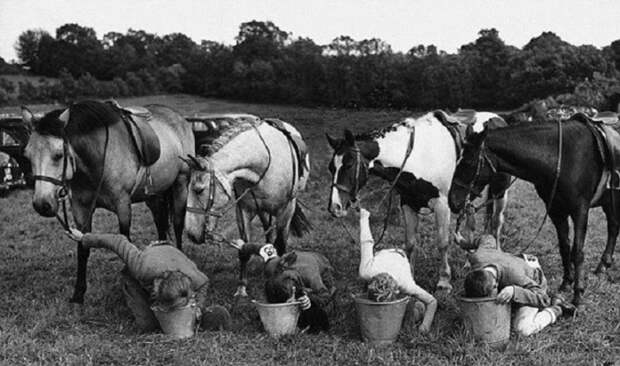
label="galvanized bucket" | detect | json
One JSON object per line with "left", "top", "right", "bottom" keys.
{"left": 253, "top": 300, "right": 301, "bottom": 337}
{"left": 354, "top": 295, "right": 409, "bottom": 345}
{"left": 457, "top": 294, "right": 511, "bottom": 348}
{"left": 151, "top": 301, "right": 198, "bottom": 339}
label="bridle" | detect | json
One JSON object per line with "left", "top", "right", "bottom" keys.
{"left": 32, "top": 133, "right": 75, "bottom": 230}
{"left": 452, "top": 140, "right": 498, "bottom": 232}
{"left": 331, "top": 146, "right": 367, "bottom": 203}
{"left": 186, "top": 124, "right": 272, "bottom": 241}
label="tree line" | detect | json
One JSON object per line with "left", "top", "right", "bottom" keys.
{"left": 9, "top": 21, "right": 620, "bottom": 110}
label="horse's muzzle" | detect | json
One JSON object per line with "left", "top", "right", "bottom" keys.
{"left": 33, "top": 198, "right": 57, "bottom": 217}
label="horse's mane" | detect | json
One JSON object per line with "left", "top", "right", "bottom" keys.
{"left": 355, "top": 119, "right": 411, "bottom": 141}
{"left": 34, "top": 101, "right": 119, "bottom": 137}
{"left": 203, "top": 119, "right": 262, "bottom": 156}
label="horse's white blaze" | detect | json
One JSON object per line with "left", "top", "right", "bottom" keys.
{"left": 374, "top": 113, "right": 457, "bottom": 195}
{"left": 330, "top": 154, "right": 344, "bottom": 209}
{"left": 27, "top": 133, "right": 66, "bottom": 207}
{"left": 472, "top": 112, "right": 502, "bottom": 133}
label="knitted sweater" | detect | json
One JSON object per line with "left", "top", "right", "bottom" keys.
{"left": 81, "top": 233, "right": 209, "bottom": 290}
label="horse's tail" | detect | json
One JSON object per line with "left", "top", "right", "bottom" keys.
{"left": 290, "top": 202, "right": 312, "bottom": 237}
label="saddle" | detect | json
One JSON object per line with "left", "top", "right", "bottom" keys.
{"left": 264, "top": 118, "right": 309, "bottom": 178}
{"left": 107, "top": 100, "right": 161, "bottom": 166}
{"left": 573, "top": 112, "right": 620, "bottom": 189}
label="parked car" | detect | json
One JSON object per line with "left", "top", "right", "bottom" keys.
{"left": 0, "top": 114, "right": 32, "bottom": 190}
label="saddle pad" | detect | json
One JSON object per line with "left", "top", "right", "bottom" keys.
{"left": 122, "top": 110, "right": 161, "bottom": 166}
{"left": 264, "top": 118, "right": 308, "bottom": 178}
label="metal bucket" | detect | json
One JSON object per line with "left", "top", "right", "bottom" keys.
{"left": 354, "top": 295, "right": 409, "bottom": 345}
{"left": 152, "top": 302, "right": 198, "bottom": 339}
{"left": 457, "top": 294, "right": 511, "bottom": 348}
{"left": 253, "top": 300, "right": 301, "bottom": 337}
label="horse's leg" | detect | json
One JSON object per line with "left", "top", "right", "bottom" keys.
{"left": 69, "top": 201, "right": 93, "bottom": 304}
{"left": 549, "top": 212, "right": 573, "bottom": 291}
{"left": 170, "top": 175, "right": 189, "bottom": 250}
{"left": 401, "top": 203, "right": 419, "bottom": 271}
{"left": 595, "top": 203, "right": 619, "bottom": 274}
{"left": 274, "top": 200, "right": 296, "bottom": 256}
{"left": 488, "top": 175, "right": 510, "bottom": 248}
{"left": 433, "top": 196, "right": 452, "bottom": 293}
{"left": 145, "top": 194, "right": 169, "bottom": 241}
{"left": 235, "top": 204, "right": 254, "bottom": 298}
{"left": 116, "top": 196, "right": 132, "bottom": 239}
{"left": 258, "top": 212, "right": 277, "bottom": 243}
{"left": 570, "top": 206, "right": 590, "bottom": 306}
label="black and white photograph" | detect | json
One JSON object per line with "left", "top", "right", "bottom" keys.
{"left": 0, "top": 0, "right": 619, "bottom": 364}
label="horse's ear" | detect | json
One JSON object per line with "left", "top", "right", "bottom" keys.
{"left": 58, "top": 108, "right": 70, "bottom": 126}
{"left": 343, "top": 129, "right": 355, "bottom": 146}
{"left": 325, "top": 133, "right": 340, "bottom": 150}
{"left": 280, "top": 252, "right": 298, "bottom": 269}
{"left": 21, "top": 106, "right": 34, "bottom": 130}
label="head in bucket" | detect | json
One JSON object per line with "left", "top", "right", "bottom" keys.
{"left": 356, "top": 207, "right": 437, "bottom": 333}
{"left": 65, "top": 228, "right": 231, "bottom": 335}
{"left": 459, "top": 233, "right": 576, "bottom": 337}
{"left": 237, "top": 241, "right": 334, "bottom": 333}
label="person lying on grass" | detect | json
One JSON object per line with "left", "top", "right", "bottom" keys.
{"left": 356, "top": 207, "right": 437, "bottom": 333}
{"left": 235, "top": 240, "right": 335, "bottom": 333}
{"left": 65, "top": 228, "right": 231, "bottom": 334}
{"left": 458, "top": 233, "right": 576, "bottom": 337}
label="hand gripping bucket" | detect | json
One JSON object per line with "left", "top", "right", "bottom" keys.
{"left": 457, "top": 294, "right": 511, "bottom": 348}
{"left": 151, "top": 300, "right": 199, "bottom": 339}
{"left": 354, "top": 295, "right": 409, "bottom": 345}
{"left": 253, "top": 300, "right": 301, "bottom": 337}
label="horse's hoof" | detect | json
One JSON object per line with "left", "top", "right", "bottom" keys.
{"left": 68, "top": 296, "right": 84, "bottom": 304}
{"left": 435, "top": 280, "right": 453, "bottom": 295}
{"left": 233, "top": 287, "right": 248, "bottom": 298}
{"left": 594, "top": 262, "right": 608, "bottom": 275}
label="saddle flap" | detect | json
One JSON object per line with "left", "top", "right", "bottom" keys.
{"left": 121, "top": 109, "right": 161, "bottom": 166}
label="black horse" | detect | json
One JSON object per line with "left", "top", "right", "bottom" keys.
{"left": 449, "top": 118, "right": 619, "bottom": 306}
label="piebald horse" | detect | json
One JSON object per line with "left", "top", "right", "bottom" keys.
{"left": 449, "top": 116, "right": 620, "bottom": 306}
{"left": 183, "top": 117, "right": 311, "bottom": 297}
{"left": 22, "top": 101, "right": 194, "bottom": 303}
{"left": 326, "top": 111, "right": 510, "bottom": 292}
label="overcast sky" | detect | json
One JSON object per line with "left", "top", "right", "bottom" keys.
{"left": 1, "top": 0, "right": 619, "bottom": 62}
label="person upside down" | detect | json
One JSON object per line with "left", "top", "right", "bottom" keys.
{"left": 457, "top": 233, "right": 576, "bottom": 337}
{"left": 65, "top": 228, "right": 231, "bottom": 334}
{"left": 235, "top": 240, "right": 336, "bottom": 333}
{"left": 356, "top": 208, "right": 437, "bottom": 333}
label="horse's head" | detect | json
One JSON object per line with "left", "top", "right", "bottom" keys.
{"left": 326, "top": 129, "right": 369, "bottom": 217}
{"left": 449, "top": 128, "right": 495, "bottom": 214}
{"left": 23, "top": 106, "right": 75, "bottom": 217}
{"left": 183, "top": 155, "right": 233, "bottom": 243}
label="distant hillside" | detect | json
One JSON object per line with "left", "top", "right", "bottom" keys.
{"left": 0, "top": 74, "right": 59, "bottom": 99}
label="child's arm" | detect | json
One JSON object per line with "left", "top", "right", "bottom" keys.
{"left": 402, "top": 281, "right": 437, "bottom": 333}
{"left": 357, "top": 208, "right": 376, "bottom": 280}
{"left": 497, "top": 279, "right": 550, "bottom": 307}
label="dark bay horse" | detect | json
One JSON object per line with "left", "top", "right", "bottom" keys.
{"left": 326, "top": 111, "right": 511, "bottom": 292}
{"left": 22, "top": 101, "right": 194, "bottom": 303}
{"left": 449, "top": 118, "right": 619, "bottom": 305}
{"left": 183, "top": 117, "right": 311, "bottom": 297}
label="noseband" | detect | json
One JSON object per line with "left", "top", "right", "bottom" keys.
{"left": 452, "top": 141, "right": 496, "bottom": 201}
{"left": 33, "top": 137, "right": 73, "bottom": 198}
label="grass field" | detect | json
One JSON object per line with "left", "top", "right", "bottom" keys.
{"left": 1, "top": 94, "right": 619, "bottom": 365}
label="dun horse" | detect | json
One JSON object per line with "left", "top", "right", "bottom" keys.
{"left": 22, "top": 101, "right": 194, "bottom": 303}
{"left": 183, "top": 117, "right": 311, "bottom": 297}
{"left": 449, "top": 116, "right": 620, "bottom": 305}
{"left": 326, "top": 111, "right": 511, "bottom": 292}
